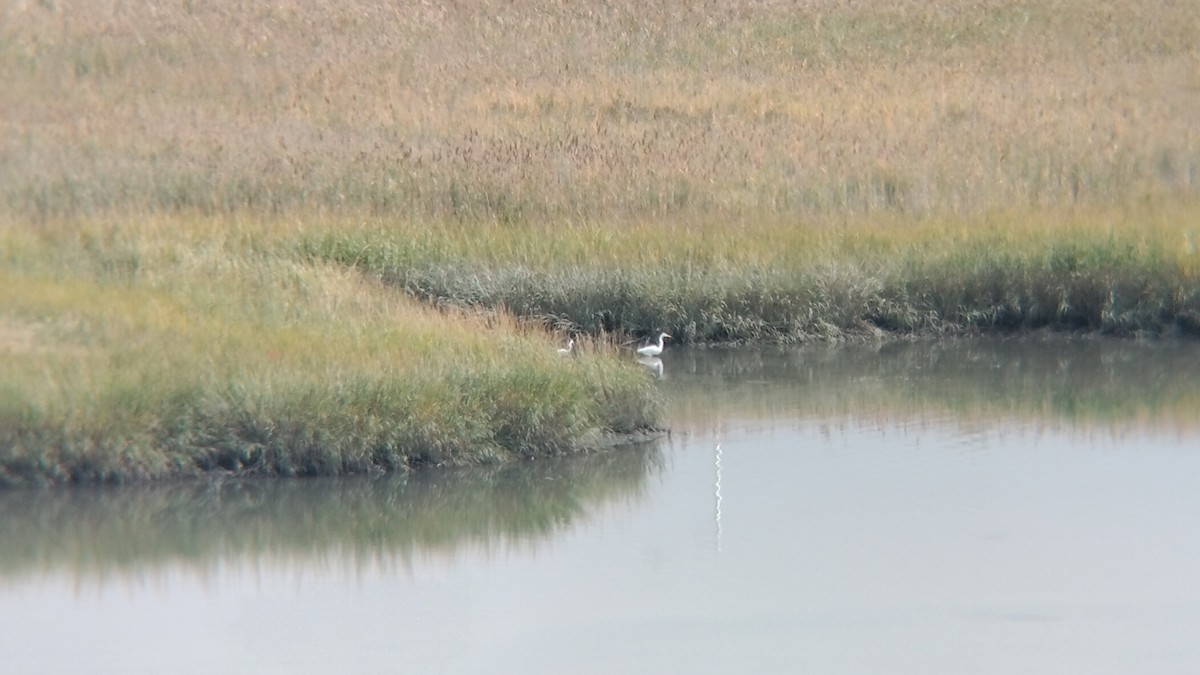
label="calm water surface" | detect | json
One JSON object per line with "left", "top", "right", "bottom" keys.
{"left": 3, "top": 337, "right": 1199, "bottom": 674}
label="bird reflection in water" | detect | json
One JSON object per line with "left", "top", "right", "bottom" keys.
{"left": 636, "top": 356, "right": 664, "bottom": 379}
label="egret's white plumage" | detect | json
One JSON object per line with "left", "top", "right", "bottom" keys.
{"left": 637, "top": 332, "right": 671, "bottom": 357}
{"left": 558, "top": 338, "right": 574, "bottom": 355}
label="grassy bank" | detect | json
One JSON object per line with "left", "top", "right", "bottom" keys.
{"left": 2, "top": 1, "right": 1199, "bottom": 483}
{"left": 0, "top": 216, "right": 661, "bottom": 487}
{"left": 311, "top": 200, "right": 1200, "bottom": 341}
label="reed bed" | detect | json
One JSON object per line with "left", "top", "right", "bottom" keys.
{"left": 0, "top": 216, "right": 661, "bottom": 486}
{"left": 4, "top": 0, "right": 1197, "bottom": 341}
{"left": 311, "top": 200, "right": 1200, "bottom": 341}
{"left": 3, "top": 1, "right": 1200, "bottom": 482}
{"left": 2, "top": 0, "right": 1197, "bottom": 220}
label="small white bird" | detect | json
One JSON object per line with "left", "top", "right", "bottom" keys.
{"left": 558, "top": 338, "right": 574, "bottom": 355}
{"left": 637, "top": 332, "right": 671, "bottom": 357}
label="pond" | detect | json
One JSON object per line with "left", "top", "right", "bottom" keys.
{"left": 2, "top": 337, "right": 1199, "bottom": 674}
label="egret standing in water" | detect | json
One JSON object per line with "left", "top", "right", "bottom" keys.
{"left": 637, "top": 332, "right": 671, "bottom": 357}
{"left": 558, "top": 338, "right": 574, "bottom": 356}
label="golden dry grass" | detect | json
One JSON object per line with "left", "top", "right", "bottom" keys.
{"left": 2, "top": 0, "right": 1197, "bottom": 219}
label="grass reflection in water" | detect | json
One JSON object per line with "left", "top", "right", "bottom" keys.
{"left": 0, "top": 443, "right": 662, "bottom": 583}
{"left": 664, "top": 337, "right": 1200, "bottom": 435}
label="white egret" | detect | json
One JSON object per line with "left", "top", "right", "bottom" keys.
{"left": 637, "top": 332, "right": 671, "bottom": 357}
{"left": 557, "top": 338, "right": 574, "bottom": 355}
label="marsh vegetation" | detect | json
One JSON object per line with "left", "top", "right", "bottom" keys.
{"left": 2, "top": 0, "right": 1198, "bottom": 483}
{"left": 5, "top": 1, "right": 1198, "bottom": 219}
{"left": 0, "top": 216, "right": 660, "bottom": 486}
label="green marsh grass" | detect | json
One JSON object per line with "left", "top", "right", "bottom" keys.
{"left": 0, "top": 216, "right": 661, "bottom": 486}
{"left": 312, "top": 200, "right": 1200, "bottom": 342}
